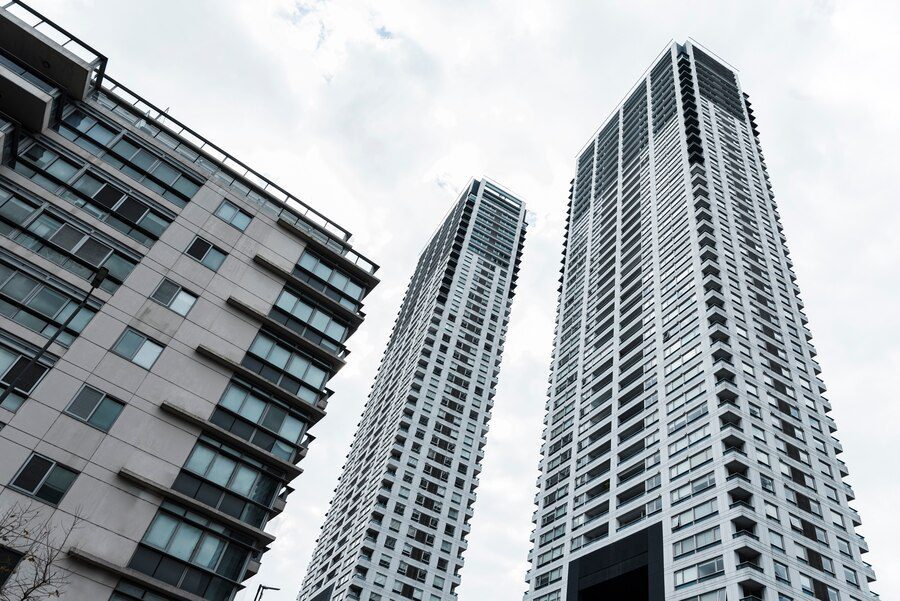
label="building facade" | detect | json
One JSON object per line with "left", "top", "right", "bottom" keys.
{"left": 523, "top": 41, "right": 877, "bottom": 601}
{"left": 0, "top": 2, "right": 378, "bottom": 600}
{"left": 297, "top": 179, "right": 526, "bottom": 601}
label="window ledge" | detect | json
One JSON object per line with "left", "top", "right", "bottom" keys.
{"left": 117, "top": 467, "right": 276, "bottom": 546}
{"left": 276, "top": 216, "right": 380, "bottom": 289}
{"left": 253, "top": 253, "right": 363, "bottom": 327}
{"left": 226, "top": 295, "right": 346, "bottom": 371}
{"left": 67, "top": 547, "right": 206, "bottom": 601}
{"left": 160, "top": 400, "right": 304, "bottom": 479}
{"left": 194, "top": 343, "right": 328, "bottom": 424}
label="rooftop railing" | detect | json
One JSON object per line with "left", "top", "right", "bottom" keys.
{"left": 97, "top": 76, "right": 379, "bottom": 275}
{"left": 1, "top": 0, "right": 107, "bottom": 92}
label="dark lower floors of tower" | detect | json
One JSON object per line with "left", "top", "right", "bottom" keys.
{"left": 566, "top": 522, "right": 664, "bottom": 601}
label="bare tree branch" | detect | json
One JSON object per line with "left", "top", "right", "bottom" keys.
{"left": 0, "top": 502, "right": 82, "bottom": 601}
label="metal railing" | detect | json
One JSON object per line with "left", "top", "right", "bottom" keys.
{"left": 1, "top": 0, "right": 107, "bottom": 91}
{"left": 97, "top": 76, "right": 379, "bottom": 274}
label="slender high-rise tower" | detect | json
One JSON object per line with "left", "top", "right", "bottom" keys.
{"left": 523, "top": 41, "right": 877, "bottom": 601}
{"left": 298, "top": 179, "right": 526, "bottom": 601}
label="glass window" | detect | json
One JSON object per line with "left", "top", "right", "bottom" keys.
{"left": 185, "top": 237, "right": 227, "bottom": 271}
{"left": 58, "top": 108, "right": 203, "bottom": 207}
{"left": 770, "top": 530, "right": 785, "bottom": 551}
{"left": 837, "top": 537, "right": 852, "bottom": 557}
{"left": 113, "top": 328, "right": 164, "bottom": 369}
{"left": 774, "top": 560, "right": 790, "bottom": 582}
{"left": 173, "top": 438, "right": 283, "bottom": 527}
{"left": 0, "top": 188, "right": 140, "bottom": 292}
{"left": 0, "top": 261, "right": 96, "bottom": 347}
{"left": 65, "top": 385, "right": 125, "bottom": 431}
{"left": 10, "top": 454, "right": 78, "bottom": 505}
{"left": 151, "top": 278, "right": 197, "bottom": 316}
{"left": 214, "top": 200, "right": 252, "bottom": 231}
{"left": 242, "top": 331, "right": 332, "bottom": 402}
{"left": 269, "top": 287, "right": 349, "bottom": 352}
{"left": 14, "top": 140, "right": 171, "bottom": 246}
{"left": 138, "top": 507, "right": 247, "bottom": 584}
{"left": 0, "top": 344, "right": 49, "bottom": 412}
{"left": 293, "top": 249, "right": 367, "bottom": 311}
{"left": 211, "top": 381, "right": 308, "bottom": 462}
{"left": 0, "top": 546, "right": 23, "bottom": 587}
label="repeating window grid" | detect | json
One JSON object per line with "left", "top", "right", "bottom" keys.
{"left": 0, "top": 185, "right": 139, "bottom": 292}
{"left": 13, "top": 139, "right": 172, "bottom": 246}
{"left": 58, "top": 106, "right": 202, "bottom": 207}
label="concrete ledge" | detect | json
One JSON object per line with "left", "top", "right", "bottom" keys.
{"left": 194, "top": 344, "right": 328, "bottom": 422}
{"left": 276, "top": 216, "right": 380, "bottom": 289}
{"left": 117, "top": 467, "right": 276, "bottom": 546}
{"left": 0, "top": 67, "right": 53, "bottom": 131}
{"left": 226, "top": 295, "right": 347, "bottom": 371}
{"left": 0, "top": 10, "right": 96, "bottom": 101}
{"left": 253, "top": 254, "right": 363, "bottom": 327}
{"left": 160, "top": 400, "right": 305, "bottom": 479}
{"left": 67, "top": 547, "right": 206, "bottom": 601}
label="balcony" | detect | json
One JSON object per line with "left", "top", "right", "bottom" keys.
{"left": 0, "top": 1, "right": 107, "bottom": 100}
{"left": 732, "top": 515, "right": 758, "bottom": 540}
{"left": 160, "top": 401, "right": 305, "bottom": 479}
{"left": 98, "top": 75, "right": 380, "bottom": 276}
{"left": 728, "top": 486, "right": 754, "bottom": 510}
{"left": 0, "top": 113, "right": 19, "bottom": 162}
{"left": 0, "top": 55, "right": 60, "bottom": 131}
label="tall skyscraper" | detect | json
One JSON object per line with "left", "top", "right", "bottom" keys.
{"left": 298, "top": 179, "right": 526, "bottom": 601}
{"left": 0, "top": 3, "right": 377, "bottom": 600}
{"left": 523, "top": 41, "right": 877, "bottom": 601}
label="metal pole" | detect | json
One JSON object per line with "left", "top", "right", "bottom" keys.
{"left": 0, "top": 267, "right": 107, "bottom": 408}
{"left": 255, "top": 585, "right": 280, "bottom": 601}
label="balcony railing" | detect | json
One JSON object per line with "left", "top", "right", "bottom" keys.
{"left": 96, "top": 76, "right": 379, "bottom": 275}
{"left": 2, "top": 0, "right": 107, "bottom": 92}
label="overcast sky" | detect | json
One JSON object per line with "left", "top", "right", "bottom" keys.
{"left": 28, "top": 1, "right": 900, "bottom": 599}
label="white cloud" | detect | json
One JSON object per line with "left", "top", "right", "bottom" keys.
{"left": 30, "top": 0, "right": 900, "bottom": 599}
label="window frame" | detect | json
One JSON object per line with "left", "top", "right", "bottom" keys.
{"left": 8, "top": 453, "right": 79, "bottom": 506}
{"left": 0, "top": 339, "right": 52, "bottom": 413}
{"left": 13, "top": 139, "right": 173, "bottom": 246}
{"left": 0, "top": 258, "right": 98, "bottom": 347}
{"left": 0, "top": 185, "right": 140, "bottom": 293}
{"left": 269, "top": 287, "right": 350, "bottom": 352}
{"left": 214, "top": 200, "right": 252, "bottom": 231}
{"left": 64, "top": 384, "right": 125, "bottom": 432}
{"left": 57, "top": 106, "right": 203, "bottom": 208}
{"left": 293, "top": 249, "right": 367, "bottom": 310}
{"left": 0, "top": 546, "right": 23, "bottom": 587}
{"left": 185, "top": 236, "right": 227, "bottom": 271}
{"left": 150, "top": 278, "right": 198, "bottom": 317}
{"left": 242, "top": 330, "right": 331, "bottom": 403}
{"left": 112, "top": 327, "right": 165, "bottom": 369}
{"left": 211, "top": 380, "right": 309, "bottom": 462}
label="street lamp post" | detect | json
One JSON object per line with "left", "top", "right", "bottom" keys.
{"left": 254, "top": 585, "right": 281, "bottom": 601}
{"left": 0, "top": 267, "right": 108, "bottom": 408}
